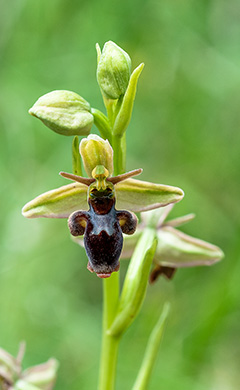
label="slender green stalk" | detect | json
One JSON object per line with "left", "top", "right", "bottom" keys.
{"left": 132, "top": 303, "right": 170, "bottom": 390}
{"left": 103, "top": 272, "right": 120, "bottom": 329}
{"left": 92, "top": 108, "right": 112, "bottom": 141}
{"left": 98, "top": 248, "right": 121, "bottom": 390}
{"left": 112, "top": 134, "right": 125, "bottom": 175}
{"left": 72, "top": 136, "right": 82, "bottom": 176}
{"left": 98, "top": 69, "right": 127, "bottom": 390}
{"left": 98, "top": 334, "right": 120, "bottom": 390}
{"left": 98, "top": 149, "right": 124, "bottom": 389}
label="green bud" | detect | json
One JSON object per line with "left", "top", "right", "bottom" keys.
{"left": 29, "top": 90, "right": 93, "bottom": 136}
{"left": 97, "top": 41, "right": 131, "bottom": 99}
{"left": 80, "top": 135, "right": 113, "bottom": 177}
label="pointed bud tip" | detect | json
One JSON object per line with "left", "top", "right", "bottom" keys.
{"left": 28, "top": 107, "right": 35, "bottom": 116}
{"left": 22, "top": 204, "right": 31, "bottom": 218}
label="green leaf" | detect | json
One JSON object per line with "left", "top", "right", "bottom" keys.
{"left": 132, "top": 303, "right": 170, "bottom": 390}
{"left": 109, "top": 228, "right": 157, "bottom": 336}
{"left": 113, "top": 63, "right": 144, "bottom": 137}
{"left": 22, "top": 183, "right": 88, "bottom": 218}
{"left": 115, "top": 178, "right": 184, "bottom": 212}
{"left": 155, "top": 226, "right": 224, "bottom": 267}
{"left": 29, "top": 90, "right": 93, "bottom": 136}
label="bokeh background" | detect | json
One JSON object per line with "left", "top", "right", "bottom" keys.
{"left": 0, "top": 0, "right": 240, "bottom": 389}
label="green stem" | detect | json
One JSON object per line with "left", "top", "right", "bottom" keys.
{"left": 98, "top": 334, "right": 120, "bottom": 390}
{"left": 98, "top": 85, "right": 126, "bottom": 390}
{"left": 72, "top": 136, "right": 82, "bottom": 176}
{"left": 98, "top": 272, "right": 120, "bottom": 390}
{"left": 92, "top": 108, "right": 112, "bottom": 141}
{"left": 112, "top": 134, "right": 126, "bottom": 175}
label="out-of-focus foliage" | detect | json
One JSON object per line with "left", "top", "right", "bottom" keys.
{"left": 0, "top": 1, "right": 239, "bottom": 389}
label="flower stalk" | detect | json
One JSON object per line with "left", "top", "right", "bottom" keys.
{"left": 99, "top": 273, "right": 120, "bottom": 390}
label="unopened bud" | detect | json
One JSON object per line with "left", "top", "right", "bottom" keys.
{"left": 80, "top": 135, "right": 113, "bottom": 177}
{"left": 97, "top": 41, "right": 131, "bottom": 99}
{"left": 29, "top": 90, "right": 93, "bottom": 136}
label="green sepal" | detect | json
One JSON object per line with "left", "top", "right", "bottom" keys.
{"left": 22, "top": 177, "right": 184, "bottom": 219}
{"left": 108, "top": 228, "right": 157, "bottom": 337}
{"left": 155, "top": 226, "right": 224, "bottom": 267}
{"left": 29, "top": 90, "right": 93, "bottom": 136}
{"left": 22, "top": 183, "right": 88, "bottom": 218}
{"left": 112, "top": 63, "right": 144, "bottom": 137}
{"left": 22, "top": 176, "right": 184, "bottom": 219}
{"left": 115, "top": 178, "right": 184, "bottom": 212}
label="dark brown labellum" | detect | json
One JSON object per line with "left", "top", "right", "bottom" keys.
{"left": 68, "top": 185, "right": 137, "bottom": 277}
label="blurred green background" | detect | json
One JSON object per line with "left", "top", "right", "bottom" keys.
{"left": 0, "top": 0, "right": 240, "bottom": 389}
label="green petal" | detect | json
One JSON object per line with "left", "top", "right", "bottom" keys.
{"left": 22, "top": 183, "right": 88, "bottom": 218}
{"left": 115, "top": 178, "right": 184, "bottom": 212}
{"left": 155, "top": 226, "right": 224, "bottom": 267}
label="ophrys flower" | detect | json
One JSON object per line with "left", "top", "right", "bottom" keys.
{"left": 22, "top": 135, "right": 184, "bottom": 278}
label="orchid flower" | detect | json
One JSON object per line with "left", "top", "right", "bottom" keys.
{"left": 22, "top": 135, "right": 184, "bottom": 278}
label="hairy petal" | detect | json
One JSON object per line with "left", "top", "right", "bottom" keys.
{"left": 115, "top": 178, "right": 184, "bottom": 212}
{"left": 22, "top": 183, "right": 88, "bottom": 218}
